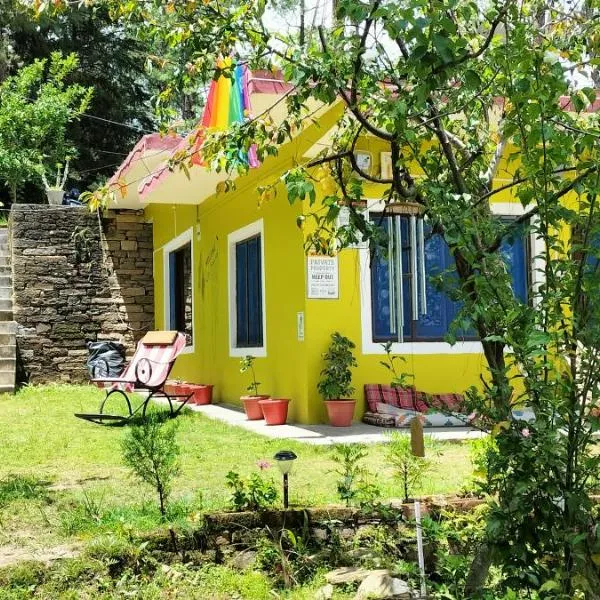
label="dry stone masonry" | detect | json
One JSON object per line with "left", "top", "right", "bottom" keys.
{"left": 10, "top": 205, "right": 154, "bottom": 383}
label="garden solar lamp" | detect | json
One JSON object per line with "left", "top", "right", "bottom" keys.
{"left": 273, "top": 450, "right": 297, "bottom": 509}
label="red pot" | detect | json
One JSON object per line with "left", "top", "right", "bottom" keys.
{"left": 259, "top": 398, "right": 290, "bottom": 426}
{"left": 164, "top": 382, "right": 181, "bottom": 396}
{"left": 191, "top": 384, "right": 213, "bottom": 405}
{"left": 324, "top": 399, "right": 356, "bottom": 427}
{"left": 241, "top": 395, "right": 270, "bottom": 420}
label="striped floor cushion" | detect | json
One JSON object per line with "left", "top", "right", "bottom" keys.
{"left": 364, "top": 383, "right": 473, "bottom": 428}
{"left": 362, "top": 411, "right": 396, "bottom": 427}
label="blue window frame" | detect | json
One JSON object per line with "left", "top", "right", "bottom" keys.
{"left": 235, "top": 235, "right": 263, "bottom": 348}
{"left": 370, "top": 214, "right": 529, "bottom": 342}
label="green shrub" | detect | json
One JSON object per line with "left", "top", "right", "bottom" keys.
{"left": 467, "top": 436, "right": 500, "bottom": 495}
{"left": 225, "top": 470, "right": 278, "bottom": 511}
{"left": 317, "top": 332, "right": 357, "bottom": 400}
{"left": 385, "top": 431, "right": 436, "bottom": 502}
{"left": 329, "top": 444, "right": 379, "bottom": 507}
{"left": 0, "top": 561, "right": 47, "bottom": 590}
{"left": 121, "top": 414, "right": 181, "bottom": 520}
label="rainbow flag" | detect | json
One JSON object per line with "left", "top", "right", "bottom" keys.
{"left": 192, "top": 59, "right": 259, "bottom": 168}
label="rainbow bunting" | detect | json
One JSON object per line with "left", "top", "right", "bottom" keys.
{"left": 192, "top": 59, "right": 259, "bottom": 168}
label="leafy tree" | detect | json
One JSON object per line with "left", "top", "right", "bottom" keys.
{"left": 1, "top": 1, "right": 156, "bottom": 201}
{"left": 0, "top": 52, "right": 92, "bottom": 202}
{"left": 42, "top": 0, "right": 600, "bottom": 595}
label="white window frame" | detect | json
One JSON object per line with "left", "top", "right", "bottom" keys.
{"left": 228, "top": 219, "right": 267, "bottom": 358}
{"left": 359, "top": 199, "right": 542, "bottom": 355}
{"left": 162, "top": 227, "right": 195, "bottom": 355}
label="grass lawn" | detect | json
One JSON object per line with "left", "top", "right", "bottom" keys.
{"left": 0, "top": 384, "right": 474, "bottom": 552}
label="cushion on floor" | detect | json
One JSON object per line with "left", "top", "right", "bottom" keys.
{"left": 362, "top": 411, "right": 395, "bottom": 427}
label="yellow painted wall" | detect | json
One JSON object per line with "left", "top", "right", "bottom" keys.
{"left": 144, "top": 122, "right": 546, "bottom": 424}
{"left": 145, "top": 104, "right": 344, "bottom": 423}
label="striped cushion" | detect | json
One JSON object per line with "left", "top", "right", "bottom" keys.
{"left": 362, "top": 411, "right": 395, "bottom": 427}
{"left": 364, "top": 384, "right": 416, "bottom": 412}
{"left": 429, "top": 393, "right": 466, "bottom": 413}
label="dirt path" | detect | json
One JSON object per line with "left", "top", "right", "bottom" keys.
{"left": 0, "top": 542, "right": 82, "bottom": 568}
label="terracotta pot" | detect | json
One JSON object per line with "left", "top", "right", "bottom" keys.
{"left": 241, "top": 395, "right": 270, "bottom": 420}
{"left": 324, "top": 399, "right": 356, "bottom": 427}
{"left": 191, "top": 384, "right": 213, "bottom": 405}
{"left": 259, "top": 398, "right": 290, "bottom": 426}
{"left": 164, "top": 382, "right": 181, "bottom": 396}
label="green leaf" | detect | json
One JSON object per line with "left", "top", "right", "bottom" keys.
{"left": 432, "top": 33, "right": 454, "bottom": 63}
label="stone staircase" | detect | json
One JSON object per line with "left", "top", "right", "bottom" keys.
{"left": 0, "top": 227, "right": 16, "bottom": 393}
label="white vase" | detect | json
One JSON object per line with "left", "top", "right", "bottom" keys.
{"left": 46, "top": 189, "right": 65, "bottom": 206}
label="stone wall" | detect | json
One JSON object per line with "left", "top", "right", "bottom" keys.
{"left": 10, "top": 205, "right": 154, "bottom": 383}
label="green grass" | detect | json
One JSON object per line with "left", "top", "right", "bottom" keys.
{"left": 0, "top": 384, "right": 473, "bottom": 551}
{"left": 0, "top": 558, "right": 356, "bottom": 600}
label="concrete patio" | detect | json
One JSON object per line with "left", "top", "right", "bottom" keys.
{"left": 181, "top": 401, "right": 486, "bottom": 445}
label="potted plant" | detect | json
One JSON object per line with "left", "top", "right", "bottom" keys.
{"left": 42, "top": 160, "right": 70, "bottom": 206}
{"left": 318, "top": 332, "right": 358, "bottom": 427}
{"left": 164, "top": 380, "right": 214, "bottom": 405}
{"left": 190, "top": 384, "right": 214, "bottom": 405}
{"left": 240, "top": 356, "right": 270, "bottom": 420}
{"left": 258, "top": 397, "right": 291, "bottom": 426}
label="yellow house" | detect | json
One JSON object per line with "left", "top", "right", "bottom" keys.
{"left": 107, "top": 71, "right": 545, "bottom": 425}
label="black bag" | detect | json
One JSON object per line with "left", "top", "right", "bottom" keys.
{"left": 87, "top": 341, "right": 126, "bottom": 378}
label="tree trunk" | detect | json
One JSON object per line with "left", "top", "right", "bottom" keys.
{"left": 464, "top": 542, "right": 493, "bottom": 598}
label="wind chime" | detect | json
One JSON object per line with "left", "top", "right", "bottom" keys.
{"left": 386, "top": 202, "right": 428, "bottom": 342}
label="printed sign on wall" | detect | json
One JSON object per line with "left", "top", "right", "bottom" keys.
{"left": 307, "top": 255, "right": 339, "bottom": 299}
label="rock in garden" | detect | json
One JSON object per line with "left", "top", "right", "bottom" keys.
{"left": 354, "top": 573, "right": 414, "bottom": 599}
{"left": 326, "top": 567, "right": 389, "bottom": 585}
{"left": 315, "top": 583, "right": 334, "bottom": 600}
{"left": 230, "top": 550, "right": 257, "bottom": 570}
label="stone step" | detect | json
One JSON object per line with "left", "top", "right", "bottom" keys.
{"left": 0, "top": 371, "right": 15, "bottom": 388}
{"left": 0, "top": 257, "right": 9, "bottom": 267}
{"left": 0, "top": 345, "right": 15, "bottom": 359}
{"left": 0, "top": 333, "right": 15, "bottom": 345}
{"left": 0, "top": 310, "right": 13, "bottom": 322}
{"left": 0, "top": 321, "right": 16, "bottom": 334}
{"left": 0, "top": 384, "right": 14, "bottom": 395}
{"left": 0, "top": 267, "right": 11, "bottom": 277}
{"left": 0, "top": 275, "right": 11, "bottom": 287}
{"left": 0, "top": 358, "right": 16, "bottom": 372}
{"left": 0, "top": 299, "right": 12, "bottom": 311}
{"left": 0, "top": 287, "right": 11, "bottom": 300}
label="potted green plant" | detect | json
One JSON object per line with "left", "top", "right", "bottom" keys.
{"left": 240, "top": 356, "right": 270, "bottom": 420}
{"left": 41, "top": 160, "right": 70, "bottom": 206}
{"left": 318, "top": 332, "right": 358, "bottom": 427}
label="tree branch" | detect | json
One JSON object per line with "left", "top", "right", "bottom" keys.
{"left": 432, "top": 2, "right": 512, "bottom": 74}
{"left": 485, "top": 166, "right": 600, "bottom": 254}
{"left": 318, "top": 26, "right": 394, "bottom": 141}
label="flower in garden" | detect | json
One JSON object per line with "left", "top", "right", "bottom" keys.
{"left": 257, "top": 459, "right": 271, "bottom": 470}
{"left": 521, "top": 428, "right": 530, "bottom": 438}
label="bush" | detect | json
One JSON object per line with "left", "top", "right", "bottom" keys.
{"left": 225, "top": 470, "right": 278, "bottom": 512}
{"left": 317, "top": 332, "right": 357, "bottom": 400}
{"left": 329, "top": 444, "right": 379, "bottom": 507}
{"left": 385, "top": 431, "right": 436, "bottom": 502}
{"left": 121, "top": 414, "right": 181, "bottom": 520}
